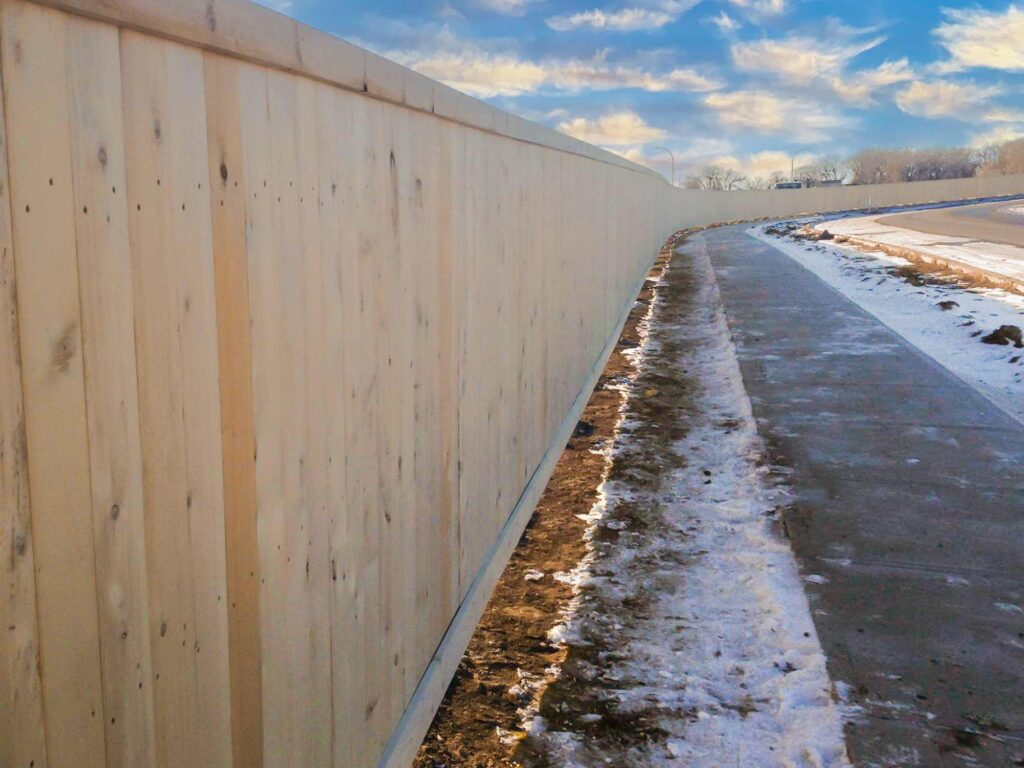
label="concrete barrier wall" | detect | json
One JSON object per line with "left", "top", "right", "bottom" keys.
{"left": 1, "top": 1, "right": 1022, "bottom": 767}
{"left": 672, "top": 175, "right": 1024, "bottom": 228}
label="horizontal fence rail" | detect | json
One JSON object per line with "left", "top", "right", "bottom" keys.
{"left": 1, "top": 0, "right": 1022, "bottom": 766}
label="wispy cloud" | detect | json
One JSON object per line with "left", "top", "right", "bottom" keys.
{"left": 731, "top": 33, "right": 884, "bottom": 86}
{"left": 730, "top": 27, "right": 913, "bottom": 106}
{"left": 894, "top": 79, "right": 1003, "bottom": 119}
{"left": 727, "top": 0, "right": 787, "bottom": 18}
{"left": 831, "top": 59, "right": 914, "bottom": 107}
{"left": 715, "top": 150, "right": 793, "bottom": 178}
{"left": 473, "top": 0, "right": 542, "bottom": 17}
{"left": 710, "top": 11, "right": 741, "bottom": 32}
{"left": 557, "top": 110, "right": 667, "bottom": 145}
{"left": 375, "top": 30, "right": 723, "bottom": 97}
{"left": 984, "top": 107, "right": 1024, "bottom": 124}
{"left": 970, "top": 124, "right": 1024, "bottom": 149}
{"left": 933, "top": 5, "right": 1024, "bottom": 73}
{"left": 547, "top": 1, "right": 700, "bottom": 32}
{"left": 704, "top": 90, "right": 851, "bottom": 142}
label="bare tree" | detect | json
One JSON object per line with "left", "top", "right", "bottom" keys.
{"left": 977, "top": 138, "right": 1024, "bottom": 177}
{"left": 815, "top": 155, "right": 845, "bottom": 182}
{"left": 687, "top": 165, "right": 748, "bottom": 191}
{"left": 849, "top": 147, "right": 981, "bottom": 185}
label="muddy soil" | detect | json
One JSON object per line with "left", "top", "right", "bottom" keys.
{"left": 414, "top": 235, "right": 683, "bottom": 768}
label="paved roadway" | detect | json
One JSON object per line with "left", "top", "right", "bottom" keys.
{"left": 696, "top": 225, "right": 1024, "bottom": 767}
{"left": 882, "top": 199, "right": 1024, "bottom": 249}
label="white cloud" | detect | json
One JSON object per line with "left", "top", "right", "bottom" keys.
{"left": 711, "top": 11, "right": 741, "bottom": 32}
{"left": 614, "top": 136, "right": 736, "bottom": 181}
{"left": 730, "top": 31, "right": 912, "bottom": 106}
{"left": 380, "top": 33, "right": 723, "bottom": 97}
{"left": 970, "top": 124, "right": 1024, "bottom": 148}
{"left": 934, "top": 5, "right": 1024, "bottom": 73}
{"left": 711, "top": 150, "right": 792, "bottom": 178}
{"left": 984, "top": 107, "right": 1024, "bottom": 124}
{"left": 474, "top": 0, "right": 541, "bottom": 16}
{"left": 704, "top": 90, "right": 851, "bottom": 142}
{"left": 727, "top": 0, "right": 787, "bottom": 17}
{"left": 895, "top": 79, "right": 1002, "bottom": 120}
{"left": 547, "top": 1, "right": 700, "bottom": 31}
{"left": 830, "top": 59, "right": 914, "bottom": 106}
{"left": 732, "top": 34, "right": 882, "bottom": 85}
{"left": 391, "top": 49, "right": 546, "bottom": 97}
{"left": 557, "top": 111, "right": 667, "bottom": 146}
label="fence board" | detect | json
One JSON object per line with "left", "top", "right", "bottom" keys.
{"left": 1, "top": 2, "right": 1022, "bottom": 766}
{"left": 66, "top": 14, "right": 157, "bottom": 766}
{"left": 0, "top": 4, "right": 47, "bottom": 763}
{"left": 1, "top": 3, "right": 107, "bottom": 764}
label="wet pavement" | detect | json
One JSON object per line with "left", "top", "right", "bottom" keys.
{"left": 884, "top": 200, "right": 1024, "bottom": 249}
{"left": 700, "top": 225, "right": 1024, "bottom": 767}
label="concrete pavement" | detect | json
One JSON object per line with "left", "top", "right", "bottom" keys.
{"left": 696, "top": 224, "right": 1024, "bottom": 767}
{"left": 884, "top": 200, "right": 1024, "bottom": 249}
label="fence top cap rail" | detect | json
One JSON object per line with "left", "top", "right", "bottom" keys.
{"left": 27, "top": 0, "right": 665, "bottom": 181}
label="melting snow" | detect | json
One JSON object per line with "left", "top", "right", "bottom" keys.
{"left": 523, "top": 237, "right": 851, "bottom": 766}
{"left": 821, "top": 213, "right": 1024, "bottom": 287}
{"left": 752, "top": 223, "right": 1024, "bottom": 427}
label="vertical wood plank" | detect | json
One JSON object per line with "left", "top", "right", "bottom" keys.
{"left": 65, "top": 13, "right": 157, "bottom": 767}
{"left": 314, "top": 82, "right": 360, "bottom": 768}
{"left": 120, "top": 29, "right": 232, "bottom": 768}
{"left": 294, "top": 73, "right": 333, "bottom": 765}
{"left": 203, "top": 49, "right": 264, "bottom": 768}
{"left": 0, "top": 3, "right": 107, "bottom": 765}
{"left": 0, "top": 3, "right": 47, "bottom": 762}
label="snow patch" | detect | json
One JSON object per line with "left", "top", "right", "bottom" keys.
{"left": 751, "top": 225, "right": 1024, "bottom": 426}
{"left": 823, "top": 212, "right": 1024, "bottom": 286}
{"left": 526, "top": 237, "right": 851, "bottom": 766}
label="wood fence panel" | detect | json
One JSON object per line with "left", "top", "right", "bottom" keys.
{"left": 1, "top": 1, "right": 1022, "bottom": 766}
{"left": 1, "top": 4, "right": 108, "bottom": 765}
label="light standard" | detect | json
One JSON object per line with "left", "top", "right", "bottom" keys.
{"left": 790, "top": 147, "right": 815, "bottom": 184}
{"left": 654, "top": 146, "right": 676, "bottom": 186}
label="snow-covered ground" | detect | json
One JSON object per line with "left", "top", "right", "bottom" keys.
{"left": 820, "top": 213, "right": 1024, "bottom": 287}
{"left": 752, "top": 223, "right": 1024, "bottom": 426}
{"left": 523, "top": 238, "right": 850, "bottom": 767}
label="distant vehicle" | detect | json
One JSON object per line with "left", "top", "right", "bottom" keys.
{"left": 774, "top": 181, "right": 804, "bottom": 189}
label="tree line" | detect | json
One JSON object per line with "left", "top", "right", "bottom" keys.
{"left": 684, "top": 137, "right": 1024, "bottom": 191}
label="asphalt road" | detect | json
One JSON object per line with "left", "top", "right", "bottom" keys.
{"left": 881, "top": 199, "right": 1024, "bottom": 249}
{"left": 699, "top": 224, "right": 1024, "bottom": 767}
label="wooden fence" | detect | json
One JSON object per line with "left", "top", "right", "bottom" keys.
{"left": 1, "top": 1, "right": 1022, "bottom": 766}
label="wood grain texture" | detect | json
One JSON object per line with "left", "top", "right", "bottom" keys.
{"left": 0, "top": 4, "right": 47, "bottom": 762}
{"left": 203, "top": 49, "right": 264, "bottom": 768}
{"left": 121, "top": 28, "right": 231, "bottom": 768}
{"left": 1, "top": 3, "right": 107, "bottom": 765}
{"left": 1, "top": 2, "right": 1022, "bottom": 767}
{"left": 65, "top": 13, "right": 157, "bottom": 766}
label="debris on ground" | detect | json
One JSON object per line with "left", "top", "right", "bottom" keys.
{"left": 982, "top": 324, "right": 1024, "bottom": 347}
{"left": 515, "top": 238, "right": 850, "bottom": 767}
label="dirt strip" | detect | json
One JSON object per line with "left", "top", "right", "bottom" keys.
{"left": 414, "top": 235, "right": 681, "bottom": 768}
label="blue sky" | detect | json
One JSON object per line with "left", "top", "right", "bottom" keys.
{"left": 259, "top": 0, "right": 1024, "bottom": 182}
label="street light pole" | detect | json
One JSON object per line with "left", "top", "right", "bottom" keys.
{"left": 654, "top": 146, "right": 676, "bottom": 186}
